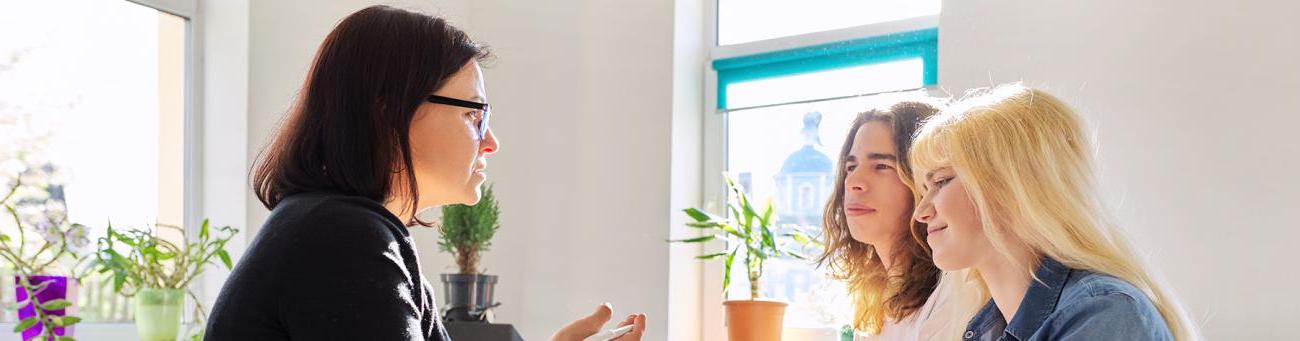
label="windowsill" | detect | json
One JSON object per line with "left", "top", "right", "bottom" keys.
{"left": 0, "top": 322, "right": 203, "bottom": 339}
{"left": 783, "top": 326, "right": 846, "bottom": 341}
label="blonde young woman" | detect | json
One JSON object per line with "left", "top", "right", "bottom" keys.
{"left": 909, "top": 84, "right": 1199, "bottom": 340}
{"left": 818, "top": 101, "right": 964, "bottom": 340}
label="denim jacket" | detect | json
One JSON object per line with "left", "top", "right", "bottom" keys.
{"left": 962, "top": 257, "right": 1174, "bottom": 341}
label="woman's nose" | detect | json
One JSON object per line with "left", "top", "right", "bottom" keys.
{"left": 913, "top": 197, "right": 935, "bottom": 224}
{"left": 481, "top": 128, "right": 499, "bottom": 154}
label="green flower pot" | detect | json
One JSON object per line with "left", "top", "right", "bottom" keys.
{"left": 134, "top": 288, "right": 184, "bottom": 341}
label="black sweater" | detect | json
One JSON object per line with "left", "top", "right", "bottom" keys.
{"left": 205, "top": 192, "right": 448, "bottom": 340}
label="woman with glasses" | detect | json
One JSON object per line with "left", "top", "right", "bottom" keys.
{"left": 204, "top": 6, "right": 645, "bottom": 341}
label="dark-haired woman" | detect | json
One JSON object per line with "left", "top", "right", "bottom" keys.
{"left": 204, "top": 6, "right": 645, "bottom": 341}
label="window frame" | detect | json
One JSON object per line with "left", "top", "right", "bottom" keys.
{"left": 0, "top": 0, "right": 204, "bottom": 338}
{"left": 700, "top": 2, "right": 939, "bottom": 339}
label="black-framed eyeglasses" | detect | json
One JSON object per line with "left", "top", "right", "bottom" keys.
{"left": 427, "top": 95, "right": 491, "bottom": 140}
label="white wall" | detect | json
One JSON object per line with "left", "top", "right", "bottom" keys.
{"left": 245, "top": 1, "right": 683, "bottom": 339}
{"left": 198, "top": 0, "right": 251, "bottom": 320}
{"left": 940, "top": 0, "right": 1300, "bottom": 339}
{"left": 442, "top": 1, "right": 678, "bottom": 339}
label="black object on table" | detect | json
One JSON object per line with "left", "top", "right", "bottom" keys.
{"left": 445, "top": 322, "right": 524, "bottom": 341}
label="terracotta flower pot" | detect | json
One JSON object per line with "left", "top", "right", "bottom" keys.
{"left": 723, "top": 299, "right": 787, "bottom": 341}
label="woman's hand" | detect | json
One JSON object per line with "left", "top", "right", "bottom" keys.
{"left": 551, "top": 303, "right": 646, "bottom": 341}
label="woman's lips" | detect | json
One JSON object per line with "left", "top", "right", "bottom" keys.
{"left": 927, "top": 225, "right": 948, "bottom": 234}
{"left": 844, "top": 204, "right": 876, "bottom": 217}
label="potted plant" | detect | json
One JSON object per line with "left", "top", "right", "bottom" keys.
{"left": 88, "top": 219, "right": 237, "bottom": 341}
{"left": 437, "top": 183, "right": 501, "bottom": 322}
{"left": 671, "top": 176, "right": 816, "bottom": 341}
{"left": 1, "top": 173, "right": 91, "bottom": 341}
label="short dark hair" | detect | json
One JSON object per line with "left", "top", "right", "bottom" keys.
{"left": 252, "top": 5, "right": 490, "bottom": 225}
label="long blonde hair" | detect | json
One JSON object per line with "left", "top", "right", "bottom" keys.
{"left": 818, "top": 101, "right": 941, "bottom": 334}
{"left": 909, "top": 84, "right": 1200, "bottom": 340}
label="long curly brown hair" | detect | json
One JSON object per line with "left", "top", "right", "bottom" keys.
{"left": 817, "top": 101, "right": 941, "bottom": 334}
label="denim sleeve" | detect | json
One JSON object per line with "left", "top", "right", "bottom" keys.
{"left": 1039, "top": 292, "right": 1174, "bottom": 341}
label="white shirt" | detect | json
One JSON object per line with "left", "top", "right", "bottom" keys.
{"left": 855, "top": 273, "right": 971, "bottom": 341}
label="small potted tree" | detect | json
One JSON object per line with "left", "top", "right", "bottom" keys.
{"left": 437, "top": 183, "right": 501, "bottom": 322}
{"left": 89, "top": 220, "right": 237, "bottom": 341}
{"left": 671, "top": 176, "right": 815, "bottom": 341}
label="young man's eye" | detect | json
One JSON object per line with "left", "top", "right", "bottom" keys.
{"left": 874, "top": 164, "right": 894, "bottom": 171}
{"left": 845, "top": 163, "right": 857, "bottom": 172}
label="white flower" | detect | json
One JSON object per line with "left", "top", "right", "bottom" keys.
{"left": 42, "top": 201, "right": 66, "bottom": 224}
{"left": 33, "top": 220, "right": 61, "bottom": 243}
{"left": 64, "top": 223, "right": 89, "bottom": 249}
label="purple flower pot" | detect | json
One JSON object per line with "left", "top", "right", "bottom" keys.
{"left": 14, "top": 275, "right": 77, "bottom": 341}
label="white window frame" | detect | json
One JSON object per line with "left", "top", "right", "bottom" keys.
{"left": 700, "top": 1, "right": 940, "bottom": 339}
{"left": 0, "top": 0, "right": 209, "bottom": 338}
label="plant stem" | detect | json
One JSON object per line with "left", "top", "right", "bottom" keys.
{"left": 455, "top": 247, "right": 479, "bottom": 274}
{"left": 0, "top": 246, "right": 33, "bottom": 274}
{"left": 17, "top": 275, "right": 60, "bottom": 339}
{"left": 745, "top": 247, "right": 758, "bottom": 300}
{"left": 6, "top": 204, "right": 27, "bottom": 259}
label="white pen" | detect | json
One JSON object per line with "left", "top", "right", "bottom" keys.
{"left": 581, "top": 324, "right": 635, "bottom": 341}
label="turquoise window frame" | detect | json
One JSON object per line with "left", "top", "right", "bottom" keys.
{"left": 712, "top": 28, "right": 938, "bottom": 110}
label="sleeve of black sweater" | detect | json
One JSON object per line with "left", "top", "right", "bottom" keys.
{"left": 205, "top": 192, "right": 446, "bottom": 341}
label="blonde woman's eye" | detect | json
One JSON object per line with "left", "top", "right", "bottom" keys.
{"left": 934, "top": 177, "right": 953, "bottom": 187}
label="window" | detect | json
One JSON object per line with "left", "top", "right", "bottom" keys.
{"left": 0, "top": 0, "right": 195, "bottom": 330}
{"left": 717, "top": 0, "right": 941, "bottom": 45}
{"left": 705, "top": 2, "right": 940, "bottom": 339}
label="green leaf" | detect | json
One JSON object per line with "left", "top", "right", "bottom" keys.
{"left": 216, "top": 249, "right": 233, "bottom": 269}
{"left": 760, "top": 222, "right": 777, "bottom": 251}
{"left": 722, "top": 248, "right": 737, "bottom": 296}
{"left": 30, "top": 280, "right": 52, "bottom": 292}
{"left": 57, "top": 316, "right": 81, "bottom": 327}
{"left": 41, "top": 299, "right": 73, "bottom": 311}
{"left": 667, "top": 235, "right": 717, "bottom": 244}
{"left": 695, "top": 252, "right": 728, "bottom": 260}
{"left": 56, "top": 336, "right": 76, "bottom": 341}
{"left": 683, "top": 208, "right": 712, "bottom": 223}
{"left": 783, "top": 248, "right": 808, "bottom": 260}
{"left": 748, "top": 247, "right": 765, "bottom": 261}
{"left": 684, "top": 221, "right": 722, "bottom": 229}
{"left": 113, "top": 273, "right": 126, "bottom": 292}
{"left": 786, "top": 231, "right": 823, "bottom": 249}
{"left": 737, "top": 189, "right": 758, "bottom": 220}
{"left": 200, "top": 219, "right": 210, "bottom": 240}
{"left": 717, "top": 224, "right": 744, "bottom": 238}
{"left": 760, "top": 198, "right": 775, "bottom": 227}
{"left": 13, "top": 317, "right": 37, "bottom": 332}
{"left": 728, "top": 205, "right": 746, "bottom": 235}
{"left": 112, "top": 233, "right": 137, "bottom": 247}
